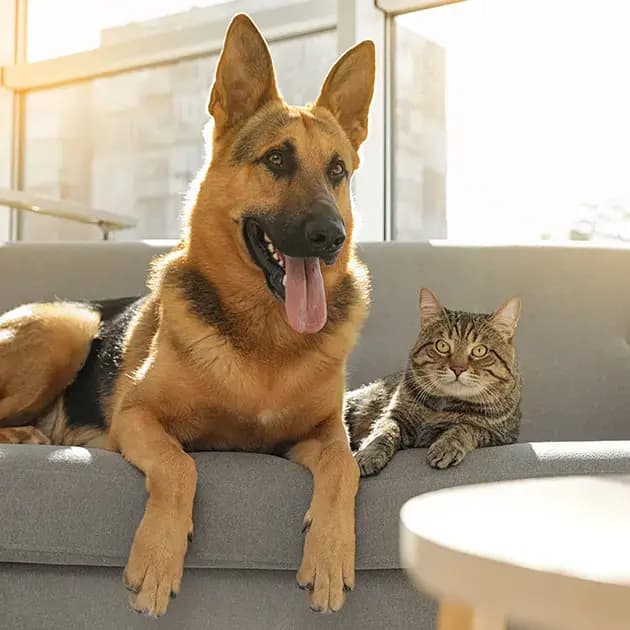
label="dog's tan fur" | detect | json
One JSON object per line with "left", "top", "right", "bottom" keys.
{"left": 0, "top": 14, "right": 375, "bottom": 616}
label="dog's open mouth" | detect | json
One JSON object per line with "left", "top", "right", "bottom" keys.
{"left": 243, "top": 219, "right": 329, "bottom": 334}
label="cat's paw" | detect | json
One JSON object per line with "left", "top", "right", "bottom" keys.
{"left": 354, "top": 446, "right": 390, "bottom": 477}
{"left": 427, "top": 439, "right": 466, "bottom": 469}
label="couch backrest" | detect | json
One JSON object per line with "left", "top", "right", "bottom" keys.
{"left": 356, "top": 242, "right": 630, "bottom": 443}
{"left": 2, "top": 240, "right": 630, "bottom": 442}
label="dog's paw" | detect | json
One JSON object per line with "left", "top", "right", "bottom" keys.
{"left": 123, "top": 512, "right": 191, "bottom": 618}
{"left": 297, "top": 514, "right": 354, "bottom": 613}
{"left": 427, "top": 438, "right": 466, "bottom": 469}
{"left": 354, "top": 446, "right": 389, "bottom": 477}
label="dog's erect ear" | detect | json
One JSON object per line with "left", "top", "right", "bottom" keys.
{"left": 419, "top": 288, "right": 445, "bottom": 330}
{"left": 315, "top": 41, "right": 375, "bottom": 151}
{"left": 208, "top": 14, "right": 280, "bottom": 131}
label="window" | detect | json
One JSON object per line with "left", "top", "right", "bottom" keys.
{"left": 21, "top": 31, "right": 338, "bottom": 241}
{"left": 391, "top": 0, "right": 630, "bottom": 243}
{"left": 27, "top": 0, "right": 236, "bottom": 62}
{"left": 7, "top": 0, "right": 628, "bottom": 245}
{"left": 3, "top": 0, "right": 379, "bottom": 242}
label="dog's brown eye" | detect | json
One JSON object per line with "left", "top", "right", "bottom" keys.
{"left": 435, "top": 339, "right": 450, "bottom": 354}
{"left": 328, "top": 160, "right": 346, "bottom": 181}
{"left": 265, "top": 150, "right": 284, "bottom": 169}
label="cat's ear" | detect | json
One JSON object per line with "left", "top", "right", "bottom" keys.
{"left": 490, "top": 297, "right": 521, "bottom": 341}
{"left": 419, "top": 288, "right": 445, "bottom": 330}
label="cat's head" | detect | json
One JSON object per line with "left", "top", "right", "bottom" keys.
{"left": 410, "top": 288, "right": 521, "bottom": 400}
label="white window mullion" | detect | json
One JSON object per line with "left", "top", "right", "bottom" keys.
{"left": 0, "top": 0, "right": 17, "bottom": 240}
{"left": 337, "top": 0, "right": 388, "bottom": 242}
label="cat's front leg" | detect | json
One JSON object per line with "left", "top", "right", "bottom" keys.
{"left": 427, "top": 424, "right": 492, "bottom": 469}
{"left": 354, "top": 418, "right": 401, "bottom": 477}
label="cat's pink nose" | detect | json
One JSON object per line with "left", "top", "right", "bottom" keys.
{"left": 450, "top": 365, "right": 467, "bottom": 378}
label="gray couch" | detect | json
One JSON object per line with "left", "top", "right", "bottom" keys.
{"left": 2, "top": 241, "right": 630, "bottom": 630}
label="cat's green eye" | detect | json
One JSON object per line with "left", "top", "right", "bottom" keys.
{"left": 435, "top": 339, "right": 450, "bottom": 354}
{"left": 471, "top": 345, "right": 488, "bottom": 358}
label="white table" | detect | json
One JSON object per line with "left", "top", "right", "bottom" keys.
{"left": 400, "top": 476, "right": 630, "bottom": 630}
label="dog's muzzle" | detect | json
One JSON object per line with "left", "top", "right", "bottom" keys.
{"left": 243, "top": 201, "right": 345, "bottom": 335}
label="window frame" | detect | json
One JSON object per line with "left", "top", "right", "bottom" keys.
{"left": 376, "top": 0, "right": 466, "bottom": 14}
{"left": 2, "top": 2, "right": 338, "bottom": 90}
{"left": 0, "top": 0, "right": 459, "bottom": 242}
{"left": 0, "top": 0, "right": 27, "bottom": 241}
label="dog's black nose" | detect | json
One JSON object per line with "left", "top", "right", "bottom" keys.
{"left": 258, "top": 200, "right": 346, "bottom": 259}
{"left": 304, "top": 207, "right": 346, "bottom": 254}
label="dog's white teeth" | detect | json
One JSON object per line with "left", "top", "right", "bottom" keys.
{"left": 272, "top": 252, "right": 280, "bottom": 261}
{"left": 282, "top": 275, "right": 287, "bottom": 286}
{"left": 263, "top": 233, "right": 271, "bottom": 243}
{"left": 267, "top": 243, "right": 274, "bottom": 253}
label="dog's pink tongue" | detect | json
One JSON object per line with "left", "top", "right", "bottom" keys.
{"left": 284, "top": 256, "right": 327, "bottom": 334}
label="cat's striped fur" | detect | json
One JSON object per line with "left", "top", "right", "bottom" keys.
{"left": 345, "top": 289, "right": 522, "bottom": 475}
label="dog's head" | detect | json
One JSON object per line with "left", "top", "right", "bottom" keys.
{"left": 187, "top": 13, "right": 375, "bottom": 334}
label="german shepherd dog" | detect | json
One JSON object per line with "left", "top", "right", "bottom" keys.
{"left": 0, "top": 14, "right": 375, "bottom": 618}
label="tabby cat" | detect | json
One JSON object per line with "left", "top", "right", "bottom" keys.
{"left": 345, "top": 288, "right": 522, "bottom": 476}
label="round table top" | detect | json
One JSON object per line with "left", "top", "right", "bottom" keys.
{"left": 400, "top": 476, "right": 630, "bottom": 630}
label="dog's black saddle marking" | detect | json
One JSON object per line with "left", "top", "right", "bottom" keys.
{"left": 63, "top": 296, "right": 146, "bottom": 428}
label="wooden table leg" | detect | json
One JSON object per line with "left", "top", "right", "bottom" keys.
{"left": 438, "top": 600, "right": 506, "bottom": 630}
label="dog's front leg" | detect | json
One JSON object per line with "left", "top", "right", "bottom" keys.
{"left": 110, "top": 407, "right": 197, "bottom": 618}
{"left": 290, "top": 419, "right": 360, "bottom": 613}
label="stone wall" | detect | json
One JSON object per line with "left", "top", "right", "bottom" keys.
{"left": 23, "top": 26, "right": 338, "bottom": 240}
{"left": 392, "top": 21, "right": 447, "bottom": 241}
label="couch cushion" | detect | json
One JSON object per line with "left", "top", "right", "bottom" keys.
{"left": 1, "top": 444, "right": 629, "bottom": 570}
{"left": 2, "top": 565, "right": 434, "bottom": 630}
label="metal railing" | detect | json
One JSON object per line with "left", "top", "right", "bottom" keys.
{"left": 0, "top": 188, "right": 136, "bottom": 240}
